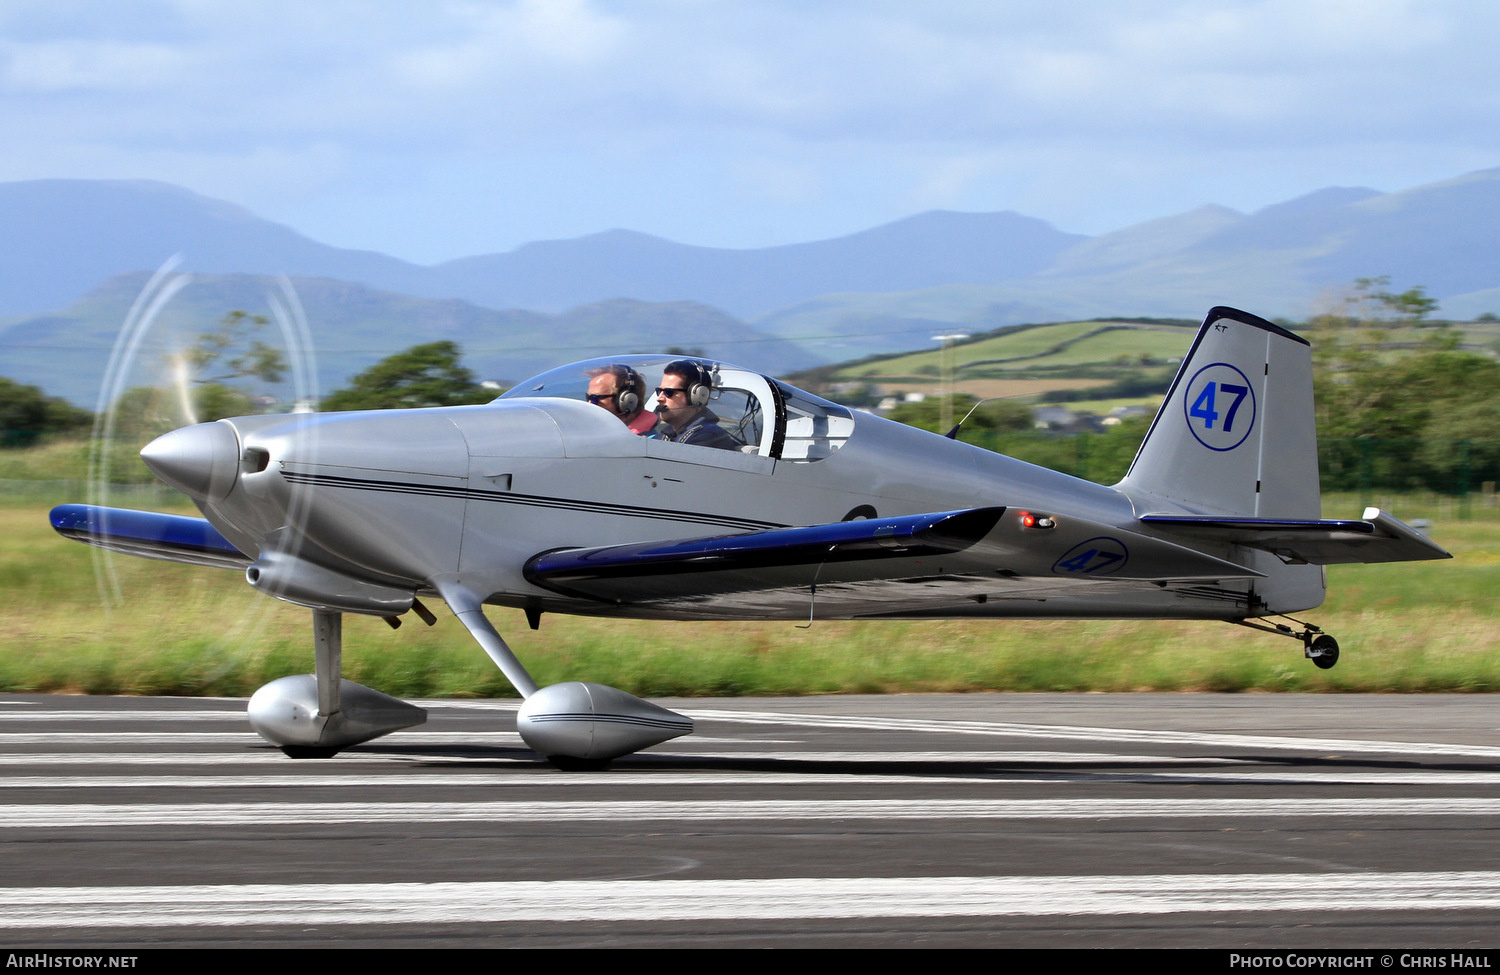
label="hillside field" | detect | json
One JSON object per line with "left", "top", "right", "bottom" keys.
{"left": 808, "top": 317, "right": 1500, "bottom": 415}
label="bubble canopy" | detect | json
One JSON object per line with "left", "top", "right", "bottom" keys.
{"left": 499, "top": 355, "right": 855, "bottom": 462}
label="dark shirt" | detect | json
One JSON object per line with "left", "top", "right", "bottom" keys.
{"left": 653, "top": 409, "right": 741, "bottom": 451}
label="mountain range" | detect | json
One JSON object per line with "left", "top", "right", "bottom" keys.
{"left": 2, "top": 168, "right": 1498, "bottom": 405}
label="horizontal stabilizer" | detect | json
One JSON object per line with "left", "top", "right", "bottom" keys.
{"left": 50, "top": 504, "right": 249, "bottom": 569}
{"left": 1139, "top": 508, "right": 1451, "bottom": 565}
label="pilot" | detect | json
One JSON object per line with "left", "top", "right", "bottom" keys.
{"left": 651, "top": 359, "right": 740, "bottom": 450}
{"left": 586, "top": 365, "right": 658, "bottom": 435}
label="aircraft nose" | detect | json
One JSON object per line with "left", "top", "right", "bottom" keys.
{"left": 140, "top": 421, "right": 241, "bottom": 502}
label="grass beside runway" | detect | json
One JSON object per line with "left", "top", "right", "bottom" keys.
{"left": 3, "top": 495, "right": 1497, "bottom": 698}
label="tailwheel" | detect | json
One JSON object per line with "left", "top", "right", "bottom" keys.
{"left": 1230, "top": 616, "right": 1340, "bottom": 670}
{"left": 1306, "top": 634, "right": 1340, "bottom": 670}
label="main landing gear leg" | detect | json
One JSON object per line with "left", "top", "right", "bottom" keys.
{"left": 1230, "top": 616, "right": 1340, "bottom": 670}
{"left": 246, "top": 608, "right": 428, "bottom": 756}
{"left": 313, "top": 608, "right": 341, "bottom": 721}
{"left": 432, "top": 578, "right": 693, "bottom": 769}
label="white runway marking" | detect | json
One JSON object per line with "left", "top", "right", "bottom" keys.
{"left": 0, "top": 731, "right": 526, "bottom": 745}
{"left": 0, "top": 733, "right": 270, "bottom": 745}
{"left": 0, "top": 752, "right": 382, "bottom": 766}
{"left": 0, "top": 705, "right": 514, "bottom": 722}
{"left": 0, "top": 772, "right": 1049, "bottom": 789}
{"left": 645, "top": 749, "right": 1242, "bottom": 764}
{"left": 3, "top": 797, "right": 1498, "bottom": 828}
{"left": 0, "top": 748, "right": 1247, "bottom": 767}
{"left": 4, "top": 872, "right": 1500, "bottom": 927}
{"left": 686, "top": 708, "right": 1500, "bottom": 758}
{"left": 3, "top": 767, "right": 1500, "bottom": 787}
{"left": 412, "top": 699, "right": 519, "bottom": 711}
{"left": 0, "top": 710, "right": 246, "bottom": 722}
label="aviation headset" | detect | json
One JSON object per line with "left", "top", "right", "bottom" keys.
{"left": 663, "top": 359, "right": 713, "bottom": 408}
{"left": 605, "top": 364, "right": 645, "bottom": 416}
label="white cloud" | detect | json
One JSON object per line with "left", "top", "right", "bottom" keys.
{"left": 0, "top": 38, "right": 191, "bottom": 92}
{"left": 0, "top": 0, "right": 1497, "bottom": 259}
{"left": 395, "top": 0, "right": 627, "bottom": 91}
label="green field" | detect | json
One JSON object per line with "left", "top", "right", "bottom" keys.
{"left": 835, "top": 320, "right": 1195, "bottom": 382}
{"left": 4, "top": 492, "right": 1494, "bottom": 698}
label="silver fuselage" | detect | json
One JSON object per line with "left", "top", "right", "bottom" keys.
{"left": 194, "top": 395, "right": 1321, "bottom": 622}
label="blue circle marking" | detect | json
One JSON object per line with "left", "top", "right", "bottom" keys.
{"left": 1051, "top": 536, "right": 1129, "bottom": 576}
{"left": 1183, "top": 361, "right": 1256, "bottom": 452}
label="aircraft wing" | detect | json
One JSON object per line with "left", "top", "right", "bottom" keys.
{"left": 524, "top": 506, "right": 1263, "bottom": 612}
{"left": 1138, "top": 508, "right": 1451, "bottom": 565}
{"left": 50, "top": 504, "right": 251, "bottom": 570}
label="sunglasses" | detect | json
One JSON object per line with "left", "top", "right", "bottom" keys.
{"left": 655, "top": 387, "right": 689, "bottom": 399}
{"left": 586, "top": 393, "right": 617, "bottom": 405}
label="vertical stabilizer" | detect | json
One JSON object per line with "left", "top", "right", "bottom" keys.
{"left": 1119, "top": 307, "right": 1318, "bottom": 518}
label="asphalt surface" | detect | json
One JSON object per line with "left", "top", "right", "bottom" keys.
{"left": 2, "top": 691, "right": 1499, "bottom": 948}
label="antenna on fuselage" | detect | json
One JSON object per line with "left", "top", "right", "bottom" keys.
{"left": 946, "top": 397, "right": 1010, "bottom": 440}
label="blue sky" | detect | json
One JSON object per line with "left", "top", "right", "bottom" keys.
{"left": 3, "top": 1, "right": 1497, "bottom": 264}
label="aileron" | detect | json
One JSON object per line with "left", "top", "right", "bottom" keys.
{"left": 50, "top": 504, "right": 250, "bottom": 570}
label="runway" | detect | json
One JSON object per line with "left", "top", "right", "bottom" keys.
{"left": 2, "top": 692, "right": 1498, "bottom": 947}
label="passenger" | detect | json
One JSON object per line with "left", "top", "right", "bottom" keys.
{"left": 586, "top": 365, "right": 658, "bottom": 435}
{"left": 651, "top": 360, "right": 740, "bottom": 450}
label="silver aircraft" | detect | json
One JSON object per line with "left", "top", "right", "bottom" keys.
{"left": 52, "top": 307, "right": 1450, "bottom": 767}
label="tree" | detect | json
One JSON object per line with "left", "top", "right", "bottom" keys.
{"left": 1309, "top": 274, "right": 1433, "bottom": 332}
{"left": 0, "top": 377, "right": 91, "bottom": 447}
{"left": 1309, "top": 278, "right": 1454, "bottom": 443}
{"left": 182, "top": 309, "right": 287, "bottom": 421}
{"left": 105, "top": 310, "right": 287, "bottom": 437}
{"left": 1313, "top": 331, "right": 1500, "bottom": 492}
{"left": 185, "top": 310, "right": 286, "bottom": 386}
{"left": 1377, "top": 284, "right": 1439, "bottom": 324}
{"left": 1418, "top": 395, "right": 1500, "bottom": 489}
{"left": 321, "top": 342, "right": 495, "bottom": 411}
